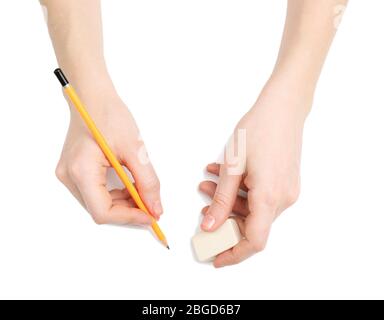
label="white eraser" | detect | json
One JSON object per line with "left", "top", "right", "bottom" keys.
{"left": 192, "top": 219, "right": 242, "bottom": 262}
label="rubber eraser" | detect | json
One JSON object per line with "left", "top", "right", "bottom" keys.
{"left": 192, "top": 219, "right": 242, "bottom": 262}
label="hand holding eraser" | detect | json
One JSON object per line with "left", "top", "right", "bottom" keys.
{"left": 192, "top": 219, "right": 242, "bottom": 262}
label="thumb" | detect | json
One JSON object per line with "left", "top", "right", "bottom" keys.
{"left": 201, "top": 164, "right": 241, "bottom": 232}
{"left": 123, "top": 149, "right": 163, "bottom": 219}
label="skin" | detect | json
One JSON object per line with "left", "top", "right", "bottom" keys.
{"left": 41, "top": 0, "right": 348, "bottom": 266}
{"left": 200, "top": 0, "right": 348, "bottom": 267}
{"left": 42, "top": 0, "right": 162, "bottom": 226}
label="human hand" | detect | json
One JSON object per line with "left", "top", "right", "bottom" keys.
{"left": 199, "top": 77, "right": 312, "bottom": 267}
{"left": 44, "top": 0, "right": 162, "bottom": 225}
{"left": 55, "top": 86, "right": 162, "bottom": 226}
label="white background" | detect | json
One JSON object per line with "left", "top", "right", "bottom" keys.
{"left": 0, "top": 0, "right": 383, "bottom": 300}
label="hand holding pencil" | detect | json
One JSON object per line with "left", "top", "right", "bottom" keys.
{"left": 54, "top": 69, "right": 168, "bottom": 248}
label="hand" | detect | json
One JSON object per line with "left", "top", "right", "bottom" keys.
{"left": 199, "top": 77, "right": 312, "bottom": 267}
{"left": 55, "top": 87, "right": 162, "bottom": 226}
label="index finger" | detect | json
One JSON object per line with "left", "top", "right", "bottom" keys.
{"left": 214, "top": 202, "right": 275, "bottom": 268}
{"left": 214, "top": 239, "right": 255, "bottom": 268}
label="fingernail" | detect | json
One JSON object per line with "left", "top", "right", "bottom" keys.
{"left": 202, "top": 214, "right": 215, "bottom": 230}
{"left": 153, "top": 200, "right": 163, "bottom": 216}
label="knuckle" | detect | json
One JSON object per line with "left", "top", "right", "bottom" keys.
{"left": 250, "top": 239, "right": 266, "bottom": 253}
{"left": 259, "top": 190, "right": 279, "bottom": 208}
{"left": 213, "top": 191, "right": 231, "bottom": 209}
{"left": 92, "top": 213, "right": 107, "bottom": 225}
{"left": 142, "top": 176, "right": 160, "bottom": 192}
{"left": 286, "top": 186, "right": 300, "bottom": 206}
{"left": 55, "top": 163, "right": 67, "bottom": 183}
{"left": 123, "top": 148, "right": 139, "bottom": 162}
{"left": 68, "top": 159, "right": 86, "bottom": 181}
{"left": 231, "top": 257, "right": 242, "bottom": 266}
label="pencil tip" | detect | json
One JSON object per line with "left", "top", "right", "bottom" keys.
{"left": 166, "top": 245, "right": 170, "bottom": 250}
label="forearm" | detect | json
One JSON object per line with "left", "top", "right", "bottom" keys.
{"left": 270, "top": 0, "right": 348, "bottom": 112}
{"left": 41, "top": 0, "right": 114, "bottom": 97}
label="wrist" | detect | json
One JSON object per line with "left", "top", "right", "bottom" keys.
{"left": 68, "top": 87, "right": 124, "bottom": 130}
{"left": 60, "top": 60, "right": 113, "bottom": 93}
{"left": 62, "top": 65, "right": 119, "bottom": 108}
{"left": 63, "top": 67, "right": 124, "bottom": 123}
{"left": 249, "top": 73, "right": 315, "bottom": 125}
{"left": 269, "top": 68, "right": 316, "bottom": 100}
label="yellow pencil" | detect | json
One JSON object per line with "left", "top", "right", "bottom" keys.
{"left": 54, "top": 68, "right": 169, "bottom": 249}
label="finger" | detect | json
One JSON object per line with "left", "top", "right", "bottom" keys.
{"left": 201, "top": 206, "right": 210, "bottom": 215}
{"left": 206, "top": 163, "right": 220, "bottom": 175}
{"left": 213, "top": 200, "right": 275, "bottom": 268}
{"left": 199, "top": 181, "right": 249, "bottom": 216}
{"left": 110, "top": 188, "right": 131, "bottom": 201}
{"left": 124, "top": 156, "right": 163, "bottom": 219}
{"left": 199, "top": 212, "right": 250, "bottom": 267}
{"left": 213, "top": 217, "right": 249, "bottom": 269}
{"left": 231, "top": 216, "right": 246, "bottom": 235}
{"left": 199, "top": 180, "right": 217, "bottom": 198}
{"left": 202, "top": 214, "right": 246, "bottom": 233}
{"left": 207, "top": 163, "right": 247, "bottom": 191}
{"left": 112, "top": 199, "right": 131, "bottom": 207}
{"left": 201, "top": 164, "right": 241, "bottom": 232}
{"left": 201, "top": 208, "right": 247, "bottom": 237}
{"left": 112, "top": 196, "right": 137, "bottom": 207}
{"left": 207, "top": 163, "right": 248, "bottom": 191}
{"left": 106, "top": 205, "right": 153, "bottom": 225}
{"left": 246, "top": 190, "right": 276, "bottom": 250}
{"left": 214, "top": 239, "right": 254, "bottom": 268}
{"left": 108, "top": 181, "right": 153, "bottom": 218}
{"left": 71, "top": 164, "right": 152, "bottom": 226}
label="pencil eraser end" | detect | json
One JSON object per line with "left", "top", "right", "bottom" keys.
{"left": 192, "top": 219, "right": 242, "bottom": 262}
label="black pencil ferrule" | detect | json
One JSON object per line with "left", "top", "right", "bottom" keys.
{"left": 54, "top": 68, "right": 69, "bottom": 87}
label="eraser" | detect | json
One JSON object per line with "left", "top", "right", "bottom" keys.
{"left": 192, "top": 219, "right": 242, "bottom": 262}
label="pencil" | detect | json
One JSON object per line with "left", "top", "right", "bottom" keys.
{"left": 54, "top": 68, "right": 169, "bottom": 249}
